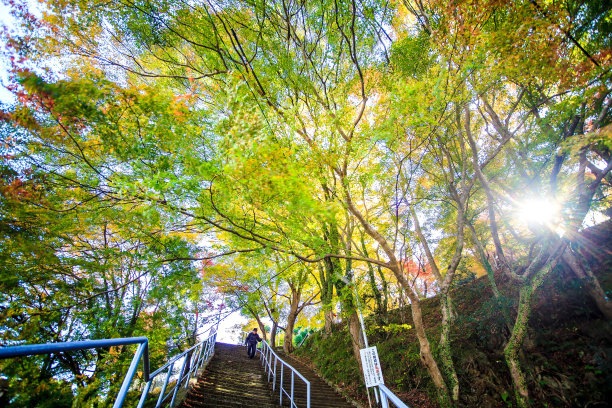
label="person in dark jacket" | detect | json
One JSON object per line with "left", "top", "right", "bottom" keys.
{"left": 244, "top": 328, "right": 262, "bottom": 359}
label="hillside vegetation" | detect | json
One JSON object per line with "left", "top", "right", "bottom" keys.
{"left": 296, "top": 223, "right": 612, "bottom": 408}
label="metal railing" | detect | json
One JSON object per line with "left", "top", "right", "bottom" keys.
{"left": 259, "top": 339, "right": 310, "bottom": 408}
{"left": 0, "top": 330, "right": 217, "bottom": 408}
{"left": 137, "top": 330, "right": 216, "bottom": 408}
{"left": 241, "top": 331, "right": 310, "bottom": 408}
{"left": 378, "top": 384, "right": 410, "bottom": 408}
{"left": 239, "top": 330, "right": 409, "bottom": 408}
{"left": 296, "top": 332, "right": 310, "bottom": 348}
{"left": 0, "top": 337, "right": 150, "bottom": 408}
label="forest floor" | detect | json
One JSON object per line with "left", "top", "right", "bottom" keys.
{"left": 294, "top": 221, "right": 612, "bottom": 408}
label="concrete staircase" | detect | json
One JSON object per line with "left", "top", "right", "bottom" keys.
{"left": 179, "top": 342, "right": 279, "bottom": 408}
{"left": 179, "top": 343, "right": 354, "bottom": 408}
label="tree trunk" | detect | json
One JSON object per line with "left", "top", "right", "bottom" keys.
{"left": 563, "top": 251, "right": 612, "bottom": 320}
{"left": 318, "top": 261, "right": 335, "bottom": 337}
{"left": 324, "top": 310, "right": 333, "bottom": 336}
{"left": 183, "top": 308, "right": 199, "bottom": 378}
{"left": 284, "top": 289, "right": 301, "bottom": 353}
{"left": 377, "top": 264, "right": 390, "bottom": 321}
{"left": 347, "top": 310, "right": 366, "bottom": 371}
{"left": 284, "top": 314, "right": 296, "bottom": 353}
{"left": 344, "top": 187, "right": 451, "bottom": 406}
{"left": 410, "top": 195, "right": 464, "bottom": 403}
{"left": 335, "top": 274, "right": 366, "bottom": 370}
{"left": 249, "top": 309, "right": 268, "bottom": 342}
{"left": 408, "top": 290, "right": 451, "bottom": 407}
{"left": 468, "top": 222, "right": 512, "bottom": 331}
{"left": 270, "top": 321, "right": 278, "bottom": 349}
{"left": 361, "top": 236, "right": 385, "bottom": 323}
{"left": 504, "top": 264, "right": 553, "bottom": 408}
{"left": 256, "top": 319, "right": 268, "bottom": 342}
{"left": 439, "top": 292, "right": 459, "bottom": 402}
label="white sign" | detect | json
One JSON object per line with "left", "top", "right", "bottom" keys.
{"left": 360, "top": 346, "right": 384, "bottom": 388}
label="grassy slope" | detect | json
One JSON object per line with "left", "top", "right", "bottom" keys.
{"left": 295, "top": 223, "right": 612, "bottom": 408}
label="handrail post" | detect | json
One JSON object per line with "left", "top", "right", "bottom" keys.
{"left": 291, "top": 371, "right": 295, "bottom": 408}
{"left": 260, "top": 342, "right": 264, "bottom": 368}
{"left": 280, "top": 364, "right": 284, "bottom": 406}
{"left": 267, "top": 350, "right": 272, "bottom": 382}
{"left": 197, "top": 341, "right": 204, "bottom": 364}
{"left": 112, "top": 341, "right": 147, "bottom": 408}
{"left": 202, "top": 338, "right": 210, "bottom": 367}
{"left": 185, "top": 344, "right": 201, "bottom": 389}
{"left": 197, "top": 341, "right": 205, "bottom": 367}
{"left": 169, "top": 355, "right": 189, "bottom": 407}
{"left": 0, "top": 333, "right": 218, "bottom": 408}
{"left": 273, "top": 355, "right": 277, "bottom": 391}
{"left": 185, "top": 347, "right": 196, "bottom": 388}
{"left": 246, "top": 335, "right": 312, "bottom": 408}
{"left": 380, "top": 387, "right": 389, "bottom": 408}
{"left": 154, "top": 362, "right": 174, "bottom": 408}
{"left": 199, "top": 339, "right": 210, "bottom": 370}
{"left": 378, "top": 384, "right": 410, "bottom": 408}
{"left": 206, "top": 336, "right": 212, "bottom": 359}
{"left": 136, "top": 380, "right": 152, "bottom": 408}
{"left": 260, "top": 342, "right": 264, "bottom": 367}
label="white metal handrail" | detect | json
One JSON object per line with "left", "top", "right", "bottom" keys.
{"left": 260, "top": 339, "right": 310, "bottom": 408}
{"left": 297, "top": 332, "right": 310, "bottom": 348}
{"left": 378, "top": 384, "right": 410, "bottom": 408}
{"left": 241, "top": 332, "right": 310, "bottom": 408}
{"left": 240, "top": 332, "right": 409, "bottom": 408}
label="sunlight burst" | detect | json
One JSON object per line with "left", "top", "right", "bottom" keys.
{"left": 516, "top": 198, "right": 560, "bottom": 226}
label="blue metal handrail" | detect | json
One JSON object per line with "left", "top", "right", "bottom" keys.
{"left": 0, "top": 331, "right": 217, "bottom": 408}
{"left": 138, "top": 330, "right": 216, "bottom": 408}
{"left": 0, "top": 337, "right": 149, "bottom": 408}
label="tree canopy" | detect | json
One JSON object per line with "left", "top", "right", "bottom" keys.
{"left": 1, "top": 0, "right": 611, "bottom": 407}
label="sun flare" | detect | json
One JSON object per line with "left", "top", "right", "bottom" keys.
{"left": 517, "top": 198, "right": 560, "bottom": 226}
